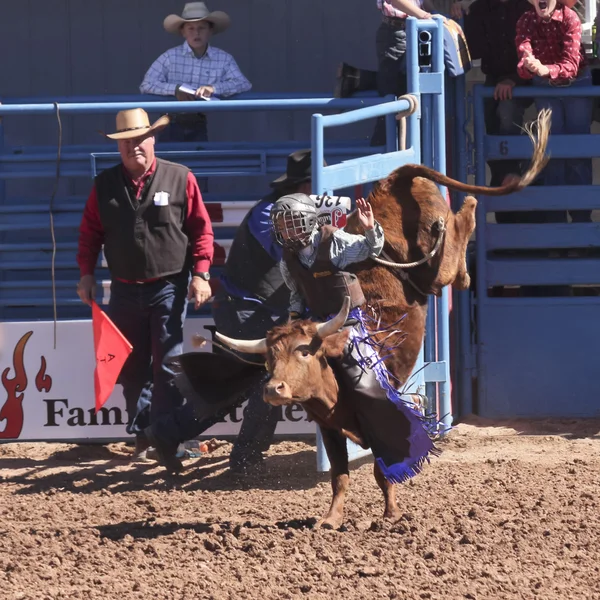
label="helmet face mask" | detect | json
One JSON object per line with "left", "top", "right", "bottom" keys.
{"left": 270, "top": 194, "right": 318, "bottom": 251}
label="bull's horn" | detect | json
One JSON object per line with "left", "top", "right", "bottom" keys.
{"left": 315, "top": 296, "right": 351, "bottom": 339}
{"left": 215, "top": 332, "right": 267, "bottom": 354}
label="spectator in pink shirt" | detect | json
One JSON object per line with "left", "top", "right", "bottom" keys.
{"left": 516, "top": 0, "right": 592, "bottom": 222}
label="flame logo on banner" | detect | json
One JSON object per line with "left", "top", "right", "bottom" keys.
{"left": 0, "top": 331, "right": 53, "bottom": 439}
{"left": 35, "top": 356, "right": 53, "bottom": 393}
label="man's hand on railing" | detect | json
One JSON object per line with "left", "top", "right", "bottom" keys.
{"left": 494, "top": 80, "right": 515, "bottom": 101}
{"left": 77, "top": 275, "right": 97, "bottom": 306}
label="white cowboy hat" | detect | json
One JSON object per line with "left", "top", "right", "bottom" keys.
{"left": 164, "top": 2, "right": 231, "bottom": 35}
{"left": 100, "top": 108, "right": 170, "bottom": 141}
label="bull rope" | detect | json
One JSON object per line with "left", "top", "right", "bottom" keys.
{"left": 372, "top": 216, "right": 446, "bottom": 270}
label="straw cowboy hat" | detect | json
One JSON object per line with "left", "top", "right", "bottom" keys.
{"left": 101, "top": 108, "right": 170, "bottom": 141}
{"left": 164, "top": 2, "right": 231, "bottom": 35}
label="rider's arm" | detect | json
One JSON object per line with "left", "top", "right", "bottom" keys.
{"left": 280, "top": 260, "right": 305, "bottom": 316}
{"left": 329, "top": 223, "right": 385, "bottom": 269}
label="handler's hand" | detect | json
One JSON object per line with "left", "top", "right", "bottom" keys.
{"left": 77, "top": 274, "right": 96, "bottom": 306}
{"left": 189, "top": 276, "right": 212, "bottom": 309}
{"left": 356, "top": 197, "right": 375, "bottom": 231}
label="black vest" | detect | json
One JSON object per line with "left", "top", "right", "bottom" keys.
{"left": 96, "top": 158, "right": 190, "bottom": 281}
{"left": 283, "top": 225, "right": 366, "bottom": 319}
{"left": 223, "top": 193, "right": 290, "bottom": 310}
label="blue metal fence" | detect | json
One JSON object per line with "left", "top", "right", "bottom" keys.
{"left": 463, "top": 84, "right": 600, "bottom": 419}
{"left": 0, "top": 92, "right": 393, "bottom": 321}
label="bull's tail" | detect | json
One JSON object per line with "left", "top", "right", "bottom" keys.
{"left": 397, "top": 108, "right": 551, "bottom": 197}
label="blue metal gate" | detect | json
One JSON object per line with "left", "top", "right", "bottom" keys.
{"left": 459, "top": 84, "right": 600, "bottom": 418}
{"left": 312, "top": 16, "right": 452, "bottom": 471}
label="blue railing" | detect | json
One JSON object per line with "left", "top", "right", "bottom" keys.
{"left": 464, "top": 83, "right": 600, "bottom": 419}
{"left": 0, "top": 92, "right": 395, "bottom": 321}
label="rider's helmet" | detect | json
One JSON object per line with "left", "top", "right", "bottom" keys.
{"left": 270, "top": 193, "right": 318, "bottom": 251}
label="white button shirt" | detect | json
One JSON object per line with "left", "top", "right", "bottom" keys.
{"left": 140, "top": 42, "right": 252, "bottom": 98}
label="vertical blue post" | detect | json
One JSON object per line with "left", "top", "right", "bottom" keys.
{"left": 453, "top": 73, "right": 474, "bottom": 418}
{"left": 406, "top": 17, "right": 421, "bottom": 159}
{"left": 431, "top": 15, "right": 452, "bottom": 430}
{"left": 416, "top": 20, "right": 437, "bottom": 412}
{"left": 311, "top": 113, "right": 325, "bottom": 195}
{"left": 473, "top": 85, "right": 488, "bottom": 416}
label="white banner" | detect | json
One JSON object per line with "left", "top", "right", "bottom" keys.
{"left": 0, "top": 318, "right": 314, "bottom": 442}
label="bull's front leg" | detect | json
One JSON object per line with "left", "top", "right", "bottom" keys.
{"left": 373, "top": 460, "right": 401, "bottom": 521}
{"left": 318, "top": 428, "right": 349, "bottom": 530}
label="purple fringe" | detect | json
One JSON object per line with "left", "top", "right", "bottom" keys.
{"left": 343, "top": 306, "right": 445, "bottom": 483}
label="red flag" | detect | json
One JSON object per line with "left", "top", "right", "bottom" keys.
{"left": 91, "top": 301, "right": 133, "bottom": 413}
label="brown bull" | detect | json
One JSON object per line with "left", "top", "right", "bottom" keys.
{"left": 214, "top": 109, "right": 551, "bottom": 527}
{"left": 216, "top": 297, "right": 403, "bottom": 528}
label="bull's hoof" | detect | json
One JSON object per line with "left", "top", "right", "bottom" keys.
{"left": 316, "top": 515, "right": 344, "bottom": 530}
{"left": 383, "top": 507, "right": 402, "bottom": 522}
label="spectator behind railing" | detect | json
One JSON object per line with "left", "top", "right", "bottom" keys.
{"left": 463, "top": 0, "right": 532, "bottom": 224}
{"left": 516, "top": 0, "right": 593, "bottom": 223}
{"left": 139, "top": 2, "right": 252, "bottom": 145}
{"left": 336, "top": 0, "right": 439, "bottom": 145}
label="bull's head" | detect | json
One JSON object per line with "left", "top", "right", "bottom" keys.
{"left": 419, "top": 194, "right": 477, "bottom": 294}
{"left": 215, "top": 298, "right": 352, "bottom": 410}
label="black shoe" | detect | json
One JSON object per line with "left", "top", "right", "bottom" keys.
{"left": 143, "top": 426, "right": 183, "bottom": 475}
{"left": 334, "top": 62, "right": 361, "bottom": 98}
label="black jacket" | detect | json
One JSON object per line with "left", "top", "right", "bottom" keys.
{"left": 464, "top": 0, "right": 532, "bottom": 84}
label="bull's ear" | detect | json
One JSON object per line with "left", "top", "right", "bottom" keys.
{"left": 321, "top": 329, "right": 350, "bottom": 358}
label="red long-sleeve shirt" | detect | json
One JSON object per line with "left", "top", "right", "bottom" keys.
{"left": 77, "top": 159, "right": 214, "bottom": 279}
{"left": 515, "top": 6, "right": 585, "bottom": 84}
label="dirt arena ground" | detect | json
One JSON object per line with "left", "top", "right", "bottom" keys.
{"left": 1, "top": 417, "right": 600, "bottom": 600}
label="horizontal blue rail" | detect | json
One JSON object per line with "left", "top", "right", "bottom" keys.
{"left": 475, "top": 84, "right": 600, "bottom": 99}
{"left": 486, "top": 223, "right": 600, "bottom": 250}
{"left": 0, "top": 96, "right": 393, "bottom": 116}
{"left": 485, "top": 134, "right": 600, "bottom": 160}
{"left": 486, "top": 258, "right": 600, "bottom": 286}
{"left": 484, "top": 187, "right": 600, "bottom": 212}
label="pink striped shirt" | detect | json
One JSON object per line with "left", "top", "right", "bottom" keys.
{"left": 377, "top": 0, "right": 423, "bottom": 19}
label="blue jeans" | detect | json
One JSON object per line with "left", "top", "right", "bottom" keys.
{"left": 148, "top": 294, "right": 284, "bottom": 464}
{"left": 371, "top": 21, "right": 407, "bottom": 146}
{"left": 108, "top": 271, "right": 189, "bottom": 436}
{"left": 533, "top": 70, "right": 593, "bottom": 222}
{"left": 212, "top": 294, "right": 288, "bottom": 468}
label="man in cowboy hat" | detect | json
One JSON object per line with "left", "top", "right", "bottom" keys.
{"left": 142, "top": 149, "right": 320, "bottom": 475}
{"left": 140, "top": 2, "right": 251, "bottom": 143}
{"left": 76, "top": 108, "right": 215, "bottom": 458}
